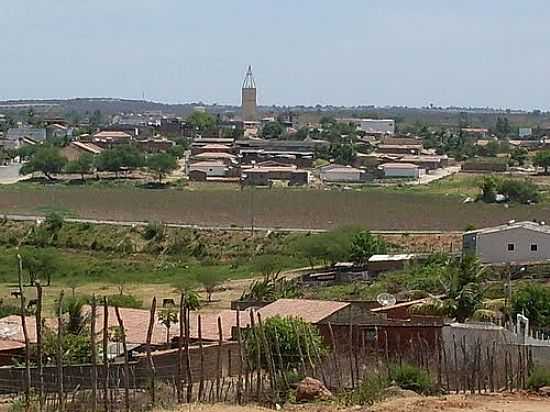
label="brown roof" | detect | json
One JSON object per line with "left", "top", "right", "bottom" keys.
{"left": 71, "top": 141, "right": 104, "bottom": 154}
{"left": 257, "top": 299, "right": 350, "bottom": 324}
{"left": 194, "top": 152, "right": 236, "bottom": 159}
{"left": 93, "top": 131, "right": 132, "bottom": 139}
{"left": 0, "top": 315, "right": 56, "bottom": 344}
{"left": 0, "top": 339, "right": 25, "bottom": 352}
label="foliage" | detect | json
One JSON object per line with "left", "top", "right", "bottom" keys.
{"left": 19, "top": 145, "right": 66, "bottom": 180}
{"left": 65, "top": 153, "right": 94, "bottom": 180}
{"left": 143, "top": 221, "right": 165, "bottom": 241}
{"left": 262, "top": 121, "right": 285, "bottom": 139}
{"left": 253, "top": 254, "right": 283, "bottom": 277}
{"left": 509, "top": 147, "right": 528, "bottom": 166}
{"left": 21, "top": 248, "right": 59, "bottom": 286}
{"left": 104, "top": 293, "right": 143, "bottom": 309}
{"left": 55, "top": 295, "right": 89, "bottom": 335}
{"left": 245, "top": 316, "right": 324, "bottom": 371}
{"left": 146, "top": 153, "right": 178, "bottom": 183}
{"left": 42, "top": 327, "right": 92, "bottom": 365}
{"left": 195, "top": 270, "right": 223, "bottom": 302}
{"left": 498, "top": 178, "right": 540, "bottom": 204}
{"left": 512, "top": 284, "right": 550, "bottom": 329}
{"left": 495, "top": 116, "right": 512, "bottom": 138}
{"left": 294, "top": 227, "right": 360, "bottom": 267}
{"left": 158, "top": 307, "right": 178, "bottom": 344}
{"left": 350, "top": 231, "right": 387, "bottom": 264}
{"left": 241, "top": 273, "right": 301, "bottom": 302}
{"left": 527, "top": 367, "right": 550, "bottom": 390}
{"left": 45, "top": 211, "right": 64, "bottom": 233}
{"left": 187, "top": 111, "right": 216, "bottom": 134}
{"left": 534, "top": 150, "right": 550, "bottom": 174}
{"left": 389, "top": 363, "right": 433, "bottom": 394}
{"left": 0, "top": 302, "right": 19, "bottom": 318}
{"left": 344, "top": 373, "right": 388, "bottom": 406}
{"left": 95, "top": 146, "right": 145, "bottom": 177}
{"left": 479, "top": 176, "right": 497, "bottom": 203}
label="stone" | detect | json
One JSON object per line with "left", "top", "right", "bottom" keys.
{"left": 383, "top": 385, "right": 419, "bottom": 398}
{"left": 295, "top": 377, "right": 333, "bottom": 402}
{"left": 538, "top": 386, "right": 550, "bottom": 396}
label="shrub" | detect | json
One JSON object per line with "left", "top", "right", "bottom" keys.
{"left": 389, "top": 363, "right": 432, "bottom": 394}
{"left": 143, "top": 222, "right": 165, "bottom": 241}
{"left": 0, "top": 302, "right": 19, "bottom": 318}
{"left": 498, "top": 178, "right": 540, "bottom": 204}
{"left": 344, "top": 373, "right": 388, "bottom": 406}
{"left": 105, "top": 294, "right": 143, "bottom": 309}
{"left": 527, "top": 367, "right": 550, "bottom": 390}
{"left": 45, "top": 212, "right": 64, "bottom": 233}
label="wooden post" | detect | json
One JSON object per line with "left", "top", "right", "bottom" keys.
{"left": 35, "top": 282, "right": 44, "bottom": 412}
{"left": 348, "top": 311, "right": 355, "bottom": 389}
{"left": 184, "top": 303, "right": 193, "bottom": 403}
{"left": 177, "top": 293, "right": 184, "bottom": 403}
{"left": 145, "top": 297, "right": 157, "bottom": 406}
{"left": 114, "top": 306, "right": 130, "bottom": 412}
{"left": 272, "top": 328, "right": 288, "bottom": 389}
{"left": 249, "top": 310, "right": 261, "bottom": 400}
{"left": 452, "top": 334, "right": 458, "bottom": 393}
{"left": 327, "top": 322, "right": 342, "bottom": 389}
{"left": 216, "top": 316, "right": 223, "bottom": 402}
{"left": 102, "top": 298, "right": 110, "bottom": 412}
{"left": 292, "top": 321, "right": 307, "bottom": 376}
{"left": 57, "top": 291, "right": 65, "bottom": 412}
{"left": 198, "top": 315, "right": 205, "bottom": 402}
{"left": 16, "top": 254, "right": 31, "bottom": 409}
{"left": 90, "top": 295, "right": 98, "bottom": 412}
{"left": 257, "top": 313, "right": 278, "bottom": 402}
{"left": 307, "top": 325, "right": 328, "bottom": 386}
{"left": 236, "top": 310, "right": 244, "bottom": 404}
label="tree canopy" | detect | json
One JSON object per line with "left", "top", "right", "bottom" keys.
{"left": 146, "top": 153, "right": 178, "bottom": 183}
{"left": 534, "top": 150, "right": 550, "bottom": 174}
{"left": 187, "top": 111, "right": 216, "bottom": 134}
{"left": 19, "top": 145, "right": 66, "bottom": 179}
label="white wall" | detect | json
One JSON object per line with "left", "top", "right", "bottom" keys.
{"left": 476, "top": 227, "right": 550, "bottom": 264}
{"left": 190, "top": 165, "right": 227, "bottom": 177}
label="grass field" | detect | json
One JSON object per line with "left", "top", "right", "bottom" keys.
{"left": 1, "top": 177, "right": 550, "bottom": 230}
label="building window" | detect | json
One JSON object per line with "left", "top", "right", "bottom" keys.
{"left": 531, "top": 244, "right": 538, "bottom": 252}
{"left": 508, "top": 243, "right": 515, "bottom": 251}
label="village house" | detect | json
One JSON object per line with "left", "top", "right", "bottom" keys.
{"left": 379, "top": 162, "right": 423, "bottom": 179}
{"left": 320, "top": 164, "right": 366, "bottom": 183}
{"left": 89, "top": 130, "right": 133, "bottom": 148}
{"left": 376, "top": 144, "right": 423, "bottom": 155}
{"left": 463, "top": 221, "right": 550, "bottom": 265}
{"left": 188, "top": 161, "right": 229, "bottom": 180}
{"left": 60, "top": 141, "right": 103, "bottom": 161}
{"left": 240, "top": 165, "right": 310, "bottom": 186}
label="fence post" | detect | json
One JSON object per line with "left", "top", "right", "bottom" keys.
{"left": 257, "top": 313, "right": 278, "bottom": 403}
{"left": 16, "top": 254, "right": 31, "bottom": 409}
{"left": 177, "top": 293, "right": 184, "bottom": 403}
{"left": 236, "top": 310, "right": 244, "bottom": 404}
{"left": 145, "top": 297, "right": 157, "bottom": 407}
{"left": 216, "top": 316, "right": 223, "bottom": 402}
{"left": 249, "top": 311, "right": 261, "bottom": 400}
{"left": 348, "top": 312, "right": 355, "bottom": 389}
{"left": 198, "top": 315, "right": 205, "bottom": 402}
{"left": 90, "top": 295, "right": 98, "bottom": 412}
{"left": 35, "top": 282, "right": 44, "bottom": 412}
{"left": 291, "top": 321, "right": 307, "bottom": 377}
{"left": 102, "top": 298, "right": 110, "bottom": 412}
{"left": 57, "top": 291, "right": 65, "bottom": 412}
{"left": 184, "top": 303, "right": 193, "bottom": 403}
{"left": 114, "top": 306, "right": 130, "bottom": 412}
{"left": 327, "top": 322, "right": 342, "bottom": 390}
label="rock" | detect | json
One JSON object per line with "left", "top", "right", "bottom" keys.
{"left": 383, "top": 385, "right": 419, "bottom": 398}
{"left": 295, "top": 377, "right": 333, "bottom": 402}
{"left": 538, "top": 386, "right": 550, "bottom": 396}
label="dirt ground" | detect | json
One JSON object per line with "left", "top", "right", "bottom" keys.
{"left": 161, "top": 393, "right": 550, "bottom": 412}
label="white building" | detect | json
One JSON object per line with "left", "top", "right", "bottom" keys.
{"left": 463, "top": 221, "right": 550, "bottom": 264}
{"left": 188, "top": 161, "right": 228, "bottom": 177}
{"left": 339, "top": 118, "right": 395, "bottom": 135}
{"left": 379, "top": 163, "right": 422, "bottom": 179}
{"left": 320, "top": 164, "right": 365, "bottom": 183}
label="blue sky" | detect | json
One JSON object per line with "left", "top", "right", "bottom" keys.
{"left": 2, "top": 1, "right": 549, "bottom": 109}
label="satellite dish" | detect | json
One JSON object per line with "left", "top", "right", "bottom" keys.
{"left": 376, "top": 293, "right": 397, "bottom": 307}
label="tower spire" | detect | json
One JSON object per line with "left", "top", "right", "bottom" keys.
{"left": 242, "top": 65, "right": 256, "bottom": 89}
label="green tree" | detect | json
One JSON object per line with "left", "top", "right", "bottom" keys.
{"left": 498, "top": 178, "right": 540, "bottom": 204}
{"left": 187, "top": 111, "right": 216, "bottom": 134}
{"left": 262, "top": 121, "right": 285, "bottom": 139}
{"left": 534, "top": 150, "right": 550, "bottom": 174}
{"left": 509, "top": 147, "right": 528, "bottom": 166}
{"left": 479, "top": 175, "right": 497, "bottom": 203}
{"left": 245, "top": 316, "right": 324, "bottom": 371}
{"left": 158, "top": 307, "right": 178, "bottom": 344}
{"left": 21, "top": 248, "right": 59, "bottom": 286}
{"left": 195, "top": 270, "right": 223, "bottom": 302}
{"left": 146, "top": 153, "right": 178, "bottom": 183}
{"left": 65, "top": 153, "right": 94, "bottom": 180}
{"left": 512, "top": 284, "right": 550, "bottom": 329}
{"left": 19, "top": 145, "right": 66, "bottom": 180}
{"left": 95, "top": 146, "right": 144, "bottom": 177}
{"left": 350, "top": 231, "right": 387, "bottom": 264}
{"left": 485, "top": 141, "right": 499, "bottom": 157}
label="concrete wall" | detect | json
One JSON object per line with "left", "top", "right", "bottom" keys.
{"left": 476, "top": 227, "right": 550, "bottom": 264}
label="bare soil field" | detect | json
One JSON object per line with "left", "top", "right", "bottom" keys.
{"left": 157, "top": 393, "right": 550, "bottom": 412}
{"left": 1, "top": 186, "right": 550, "bottom": 230}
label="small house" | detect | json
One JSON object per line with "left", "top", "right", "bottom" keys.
{"left": 379, "top": 163, "right": 422, "bottom": 179}
{"left": 320, "top": 164, "right": 366, "bottom": 183}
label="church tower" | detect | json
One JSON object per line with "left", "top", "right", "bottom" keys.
{"left": 241, "top": 66, "right": 257, "bottom": 122}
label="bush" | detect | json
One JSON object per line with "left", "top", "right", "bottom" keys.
{"left": 344, "top": 373, "right": 388, "bottom": 406}
{"left": 498, "top": 178, "right": 540, "bottom": 204}
{"left": 45, "top": 212, "right": 64, "bottom": 233}
{"left": 143, "top": 222, "right": 164, "bottom": 241}
{"left": 105, "top": 294, "right": 143, "bottom": 309}
{"left": 389, "top": 363, "right": 432, "bottom": 394}
{"left": 527, "top": 367, "right": 550, "bottom": 390}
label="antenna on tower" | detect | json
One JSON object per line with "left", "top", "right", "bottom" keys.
{"left": 242, "top": 65, "right": 256, "bottom": 89}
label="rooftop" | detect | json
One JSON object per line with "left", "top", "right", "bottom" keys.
{"left": 380, "top": 163, "right": 419, "bottom": 169}
{"left": 257, "top": 299, "right": 350, "bottom": 324}
{"left": 465, "top": 221, "right": 550, "bottom": 236}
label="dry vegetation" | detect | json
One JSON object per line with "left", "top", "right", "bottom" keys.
{"left": 1, "top": 183, "right": 550, "bottom": 230}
